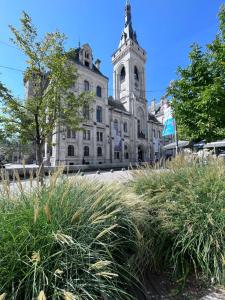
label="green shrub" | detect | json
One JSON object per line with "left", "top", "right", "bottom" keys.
{"left": 0, "top": 177, "right": 138, "bottom": 299}
{"left": 131, "top": 157, "right": 225, "bottom": 285}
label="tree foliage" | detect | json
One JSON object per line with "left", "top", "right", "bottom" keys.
{"left": 168, "top": 5, "right": 225, "bottom": 142}
{"left": 0, "top": 12, "right": 92, "bottom": 172}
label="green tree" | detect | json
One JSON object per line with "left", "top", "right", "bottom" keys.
{"left": 0, "top": 12, "right": 92, "bottom": 181}
{"left": 168, "top": 5, "right": 225, "bottom": 142}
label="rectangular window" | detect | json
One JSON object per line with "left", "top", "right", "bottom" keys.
{"left": 83, "top": 130, "right": 91, "bottom": 140}
{"left": 72, "top": 130, "right": 76, "bottom": 139}
{"left": 83, "top": 104, "right": 90, "bottom": 120}
{"left": 97, "top": 132, "right": 103, "bottom": 142}
{"left": 84, "top": 81, "right": 90, "bottom": 91}
{"left": 67, "top": 129, "right": 71, "bottom": 139}
{"left": 153, "top": 129, "right": 156, "bottom": 138}
{"left": 67, "top": 128, "right": 76, "bottom": 139}
{"left": 96, "top": 106, "right": 102, "bottom": 123}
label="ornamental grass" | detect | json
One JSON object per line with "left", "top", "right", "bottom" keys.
{"left": 131, "top": 155, "right": 225, "bottom": 285}
{"left": 0, "top": 174, "right": 139, "bottom": 300}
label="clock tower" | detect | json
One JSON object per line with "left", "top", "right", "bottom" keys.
{"left": 112, "top": 0, "right": 147, "bottom": 114}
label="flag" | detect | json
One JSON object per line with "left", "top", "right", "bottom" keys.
{"left": 162, "top": 104, "right": 175, "bottom": 137}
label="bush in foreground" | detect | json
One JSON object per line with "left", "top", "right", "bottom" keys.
{"left": 0, "top": 176, "right": 138, "bottom": 299}
{"left": 131, "top": 157, "right": 225, "bottom": 285}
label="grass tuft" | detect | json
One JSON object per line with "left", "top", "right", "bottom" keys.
{"left": 0, "top": 178, "right": 138, "bottom": 299}
{"left": 131, "top": 156, "right": 225, "bottom": 285}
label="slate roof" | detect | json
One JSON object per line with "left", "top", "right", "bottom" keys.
{"left": 108, "top": 97, "right": 127, "bottom": 112}
{"left": 66, "top": 48, "right": 108, "bottom": 80}
{"left": 148, "top": 113, "right": 162, "bottom": 125}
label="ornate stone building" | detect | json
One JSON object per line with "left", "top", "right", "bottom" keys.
{"left": 48, "top": 1, "right": 163, "bottom": 166}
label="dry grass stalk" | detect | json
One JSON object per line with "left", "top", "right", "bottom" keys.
{"left": 95, "top": 271, "right": 118, "bottom": 279}
{"left": 31, "top": 251, "right": 41, "bottom": 264}
{"left": 48, "top": 166, "right": 64, "bottom": 198}
{"left": 53, "top": 232, "right": 75, "bottom": 246}
{"left": 63, "top": 291, "right": 79, "bottom": 300}
{"left": 89, "top": 260, "right": 112, "bottom": 270}
{"left": 0, "top": 293, "right": 7, "bottom": 300}
{"left": 95, "top": 224, "right": 118, "bottom": 240}
{"left": 29, "top": 169, "right": 33, "bottom": 190}
{"left": 71, "top": 208, "right": 84, "bottom": 223}
{"left": 91, "top": 208, "right": 121, "bottom": 225}
{"left": 44, "top": 204, "right": 51, "bottom": 223}
{"left": 14, "top": 169, "right": 23, "bottom": 193}
{"left": 60, "top": 181, "right": 72, "bottom": 206}
{"left": 34, "top": 204, "right": 40, "bottom": 224}
{"left": 37, "top": 290, "right": 46, "bottom": 300}
{"left": 0, "top": 170, "right": 10, "bottom": 198}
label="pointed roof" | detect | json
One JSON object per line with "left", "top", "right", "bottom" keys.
{"left": 119, "top": 0, "right": 138, "bottom": 47}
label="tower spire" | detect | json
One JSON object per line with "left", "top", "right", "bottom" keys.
{"left": 119, "top": 0, "right": 138, "bottom": 47}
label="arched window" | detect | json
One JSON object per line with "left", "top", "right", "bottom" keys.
{"left": 97, "top": 147, "right": 102, "bottom": 157}
{"left": 96, "top": 86, "right": 102, "bottom": 97}
{"left": 96, "top": 106, "right": 103, "bottom": 123}
{"left": 123, "top": 122, "right": 128, "bottom": 133}
{"left": 84, "top": 80, "right": 90, "bottom": 91}
{"left": 68, "top": 145, "right": 75, "bottom": 157}
{"left": 134, "top": 66, "right": 139, "bottom": 81}
{"left": 83, "top": 103, "right": 90, "bottom": 120}
{"left": 120, "top": 66, "right": 126, "bottom": 81}
{"left": 84, "top": 146, "right": 89, "bottom": 157}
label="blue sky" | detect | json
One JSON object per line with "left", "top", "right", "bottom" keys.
{"left": 0, "top": 0, "right": 224, "bottom": 103}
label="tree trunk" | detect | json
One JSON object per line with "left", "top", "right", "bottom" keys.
{"left": 36, "top": 142, "right": 44, "bottom": 186}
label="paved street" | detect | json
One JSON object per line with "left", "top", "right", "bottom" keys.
{"left": 75, "top": 169, "right": 133, "bottom": 183}
{"left": 0, "top": 169, "right": 134, "bottom": 196}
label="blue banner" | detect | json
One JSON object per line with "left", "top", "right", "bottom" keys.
{"left": 162, "top": 118, "right": 175, "bottom": 136}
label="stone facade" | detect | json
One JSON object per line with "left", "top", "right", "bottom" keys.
{"left": 47, "top": 1, "right": 163, "bottom": 166}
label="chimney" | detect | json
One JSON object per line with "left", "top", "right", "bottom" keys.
{"left": 95, "top": 59, "right": 101, "bottom": 70}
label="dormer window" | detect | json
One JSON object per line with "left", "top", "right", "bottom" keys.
{"left": 81, "top": 44, "right": 93, "bottom": 69}
{"left": 85, "top": 61, "right": 90, "bottom": 67}
{"left": 84, "top": 51, "right": 91, "bottom": 67}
